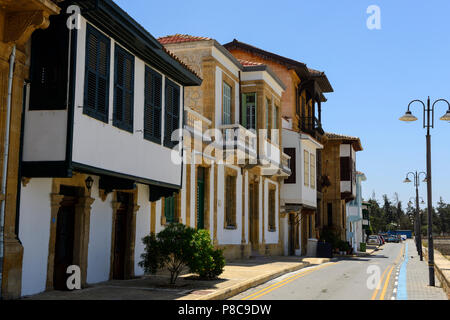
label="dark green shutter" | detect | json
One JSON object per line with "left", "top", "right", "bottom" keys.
{"left": 241, "top": 93, "right": 247, "bottom": 128}
{"left": 144, "top": 67, "right": 162, "bottom": 144}
{"left": 84, "top": 23, "right": 110, "bottom": 122}
{"left": 165, "top": 195, "right": 175, "bottom": 223}
{"left": 164, "top": 80, "right": 180, "bottom": 148}
{"left": 113, "top": 44, "right": 134, "bottom": 133}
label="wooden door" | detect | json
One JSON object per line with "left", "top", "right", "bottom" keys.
{"left": 53, "top": 197, "right": 76, "bottom": 290}
{"left": 249, "top": 182, "right": 259, "bottom": 250}
{"left": 113, "top": 201, "right": 129, "bottom": 280}
{"left": 196, "top": 168, "right": 205, "bottom": 229}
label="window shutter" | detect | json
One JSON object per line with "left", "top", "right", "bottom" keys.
{"left": 310, "top": 153, "right": 316, "bottom": 189}
{"left": 113, "top": 44, "right": 134, "bottom": 133}
{"left": 340, "top": 156, "right": 351, "bottom": 181}
{"left": 304, "top": 150, "right": 310, "bottom": 186}
{"left": 84, "top": 24, "right": 110, "bottom": 122}
{"left": 164, "top": 80, "right": 180, "bottom": 148}
{"left": 144, "top": 67, "right": 162, "bottom": 143}
{"left": 284, "top": 148, "right": 296, "bottom": 184}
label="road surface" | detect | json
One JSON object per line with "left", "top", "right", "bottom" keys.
{"left": 230, "top": 243, "right": 405, "bottom": 300}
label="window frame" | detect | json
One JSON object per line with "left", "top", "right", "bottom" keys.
{"left": 224, "top": 173, "right": 237, "bottom": 229}
{"left": 223, "top": 81, "right": 232, "bottom": 125}
{"left": 310, "top": 153, "right": 316, "bottom": 189}
{"left": 304, "top": 150, "right": 310, "bottom": 187}
{"left": 284, "top": 148, "right": 296, "bottom": 184}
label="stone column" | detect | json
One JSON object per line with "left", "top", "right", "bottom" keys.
{"left": 0, "top": 2, "right": 60, "bottom": 299}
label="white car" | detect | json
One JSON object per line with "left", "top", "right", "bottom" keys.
{"left": 400, "top": 235, "right": 407, "bottom": 241}
{"left": 367, "top": 235, "right": 381, "bottom": 246}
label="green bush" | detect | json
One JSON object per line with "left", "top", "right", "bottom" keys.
{"left": 139, "top": 223, "right": 196, "bottom": 284}
{"left": 188, "top": 229, "right": 225, "bottom": 279}
{"left": 139, "top": 224, "right": 225, "bottom": 284}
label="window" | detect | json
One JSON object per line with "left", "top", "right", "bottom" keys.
{"left": 113, "top": 44, "right": 134, "bottom": 132}
{"left": 304, "top": 150, "right": 310, "bottom": 187}
{"left": 340, "top": 156, "right": 351, "bottom": 181}
{"left": 268, "top": 188, "right": 276, "bottom": 231}
{"left": 327, "top": 203, "right": 333, "bottom": 226}
{"left": 164, "top": 79, "right": 180, "bottom": 148}
{"left": 223, "top": 82, "right": 232, "bottom": 125}
{"left": 30, "top": 15, "right": 69, "bottom": 110}
{"left": 284, "top": 148, "right": 296, "bottom": 184}
{"left": 84, "top": 23, "right": 111, "bottom": 122}
{"left": 164, "top": 194, "right": 177, "bottom": 224}
{"left": 310, "top": 153, "right": 316, "bottom": 189}
{"left": 144, "top": 67, "right": 162, "bottom": 144}
{"left": 273, "top": 105, "right": 279, "bottom": 130}
{"left": 242, "top": 93, "right": 256, "bottom": 130}
{"left": 225, "top": 175, "right": 236, "bottom": 228}
{"left": 265, "top": 98, "right": 270, "bottom": 128}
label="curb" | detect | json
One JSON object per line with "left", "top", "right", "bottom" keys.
{"left": 192, "top": 261, "right": 313, "bottom": 300}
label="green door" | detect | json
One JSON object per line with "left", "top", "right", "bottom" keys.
{"left": 196, "top": 168, "right": 205, "bottom": 229}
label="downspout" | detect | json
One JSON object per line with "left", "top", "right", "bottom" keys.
{"left": 0, "top": 45, "right": 16, "bottom": 298}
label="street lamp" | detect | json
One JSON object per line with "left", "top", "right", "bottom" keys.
{"left": 400, "top": 97, "right": 450, "bottom": 286}
{"left": 404, "top": 171, "right": 426, "bottom": 261}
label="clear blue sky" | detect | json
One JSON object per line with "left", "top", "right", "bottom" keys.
{"left": 114, "top": 0, "right": 450, "bottom": 207}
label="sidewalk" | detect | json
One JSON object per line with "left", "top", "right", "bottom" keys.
{"left": 396, "top": 239, "right": 447, "bottom": 300}
{"left": 23, "top": 256, "right": 331, "bottom": 300}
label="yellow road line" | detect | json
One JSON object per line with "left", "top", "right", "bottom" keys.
{"left": 370, "top": 264, "right": 390, "bottom": 300}
{"left": 242, "top": 262, "right": 337, "bottom": 300}
{"left": 379, "top": 265, "right": 395, "bottom": 300}
{"left": 371, "top": 243, "right": 405, "bottom": 300}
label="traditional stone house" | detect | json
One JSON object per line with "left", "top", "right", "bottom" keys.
{"left": 346, "top": 171, "right": 367, "bottom": 252}
{"left": 158, "top": 35, "right": 290, "bottom": 260}
{"left": 223, "top": 39, "right": 333, "bottom": 255}
{"left": 16, "top": 0, "right": 201, "bottom": 297}
{"left": 0, "top": 0, "right": 61, "bottom": 300}
{"left": 320, "top": 133, "right": 363, "bottom": 242}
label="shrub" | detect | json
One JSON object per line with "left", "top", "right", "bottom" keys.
{"left": 188, "top": 229, "right": 225, "bottom": 279}
{"left": 139, "top": 223, "right": 196, "bottom": 284}
{"left": 139, "top": 224, "right": 225, "bottom": 284}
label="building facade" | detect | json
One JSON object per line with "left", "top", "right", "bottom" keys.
{"left": 319, "top": 133, "right": 363, "bottom": 242}
{"left": 158, "top": 35, "right": 290, "bottom": 260}
{"left": 223, "top": 40, "right": 333, "bottom": 255}
{"left": 16, "top": 0, "right": 201, "bottom": 297}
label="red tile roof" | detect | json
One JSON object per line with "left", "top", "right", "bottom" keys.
{"left": 325, "top": 132, "right": 363, "bottom": 151}
{"left": 158, "top": 34, "right": 212, "bottom": 45}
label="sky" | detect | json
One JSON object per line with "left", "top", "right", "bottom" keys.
{"left": 113, "top": 0, "right": 450, "bottom": 207}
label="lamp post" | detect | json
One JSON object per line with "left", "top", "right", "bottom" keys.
{"left": 404, "top": 170, "right": 426, "bottom": 261}
{"left": 400, "top": 97, "right": 450, "bottom": 286}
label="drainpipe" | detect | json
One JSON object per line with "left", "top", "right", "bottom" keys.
{"left": 0, "top": 45, "right": 16, "bottom": 298}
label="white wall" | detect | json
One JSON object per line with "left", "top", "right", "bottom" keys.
{"left": 19, "top": 178, "right": 52, "bottom": 296}
{"left": 134, "top": 184, "right": 151, "bottom": 276}
{"left": 72, "top": 17, "right": 183, "bottom": 187}
{"left": 22, "top": 110, "right": 67, "bottom": 162}
{"left": 87, "top": 176, "right": 113, "bottom": 284}
{"left": 281, "top": 129, "right": 319, "bottom": 208}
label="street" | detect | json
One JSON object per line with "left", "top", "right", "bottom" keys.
{"left": 231, "top": 243, "right": 405, "bottom": 300}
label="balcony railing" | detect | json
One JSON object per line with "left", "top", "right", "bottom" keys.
{"left": 218, "top": 124, "right": 258, "bottom": 165}
{"left": 184, "top": 106, "right": 212, "bottom": 133}
{"left": 299, "top": 116, "right": 324, "bottom": 136}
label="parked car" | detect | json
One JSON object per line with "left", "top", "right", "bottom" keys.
{"left": 386, "top": 235, "right": 399, "bottom": 243}
{"left": 368, "top": 235, "right": 381, "bottom": 246}
{"left": 378, "top": 235, "right": 385, "bottom": 245}
{"left": 400, "top": 235, "right": 407, "bottom": 241}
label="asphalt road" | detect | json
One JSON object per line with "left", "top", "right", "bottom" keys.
{"left": 230, "top": 242, "right": 405, "bottom": 300}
